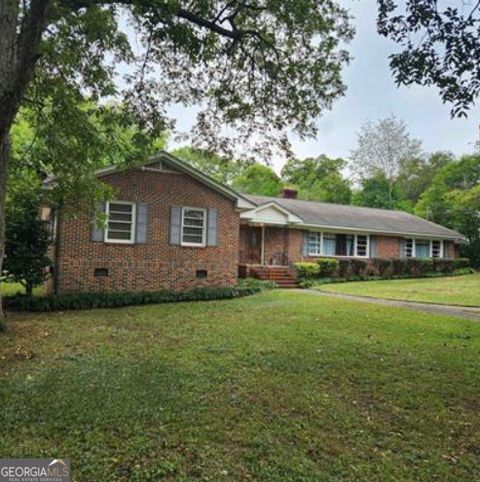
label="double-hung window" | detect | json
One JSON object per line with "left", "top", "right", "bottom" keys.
{"left": 355, "top": 235, "right": 368, "bottom": 257}
{"left": 402, "top": 238, "right": 414, "bottom": 257}
{"left": 431, "top": 240, "right": 442, "bottom": 258}
{"left": 308, "top": 232, "right": 322, "bottom": 256}
{"left": 181, "top": 207, "right": 207, "bottom": 246}
{"left": 105, "top": 201, "right": 136, "bottom": 243}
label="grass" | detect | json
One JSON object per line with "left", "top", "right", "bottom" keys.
{"left": 0, "top": 282, "right": 44, "bottom": 297}
{"left": 1, "top": 290, "right": 480, "bottom": 481}
{"left": 318, "top": 272, "right": 480, "bottom": 307}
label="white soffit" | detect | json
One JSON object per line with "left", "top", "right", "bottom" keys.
{"left": 240, "top": 202, "right": 304, "bottom": 225}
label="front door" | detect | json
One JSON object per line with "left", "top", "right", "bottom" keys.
{"left": 245, "top": 226, "right": 262, "bottom": 264}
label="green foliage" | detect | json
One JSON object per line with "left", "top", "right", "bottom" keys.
{"left": 377, "top": 0, "right": 480, "bottom": 117}
{"left": 416, "top": 155, "right": 480, "bottom": 267}
{"left": 352, "top": 173, "right": 402, "bottom": 209}
{"left": 316, "top": 258, "right": 339, "bottom": 277}
{"left": 281, "top": 155, "right": 351, "bottom": 203}
{"left": 236, "top": 277, "right": 278, "bottom": 291}
{"left": 396, "top": 151, "right": 455, "bottom": 205}
{"left": 232, "top": 164, "right": 283, "bottom": 196}
{"left": 300, "top": 257, "right": 469, "bottom": 282}
{"left": 3, "top": 187, "right": 51, "bottom": 296}
{"left": 2, "top": 282, "right": 275, "bottom": 312}
{"left": 293, "top": 262, "right": 320, "bottom": 278}
{"left": 172, "top": 146, "right": 246, "bottom": 185}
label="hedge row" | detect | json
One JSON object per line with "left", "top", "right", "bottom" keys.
{"left": 294, "top": 257, "right": 470, "bottom": 280}
{"left": 2, "top": 279, "right": 276, "bottom": 312}
{"left": 299, "top": 267, "right": 475, "bottom": 288}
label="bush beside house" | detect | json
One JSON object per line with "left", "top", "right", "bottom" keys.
{"left": 2, "top": 279, "right": 276, "bottom": 312}
{"left": 294, "top": 257, "right": 471, "bottom": 285}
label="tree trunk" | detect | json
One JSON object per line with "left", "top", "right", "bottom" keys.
{"left": 26, "top": 280, "right": 33, "bottom": 297}
{"left": 0, "top": 134, "right": 9, "bottom": 321}
{"left": 0, "top": 0, "right": 49, "bottom": 321}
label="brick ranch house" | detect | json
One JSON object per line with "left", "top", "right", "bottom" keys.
{"left": 43, "top": 151, "right": 465, "bottom": 293}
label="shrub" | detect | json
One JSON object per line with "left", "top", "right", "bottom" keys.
{"left": 2, "top": 282, "right": 276, "bottom": 312}
{"left": 350, "top": 258, "right": 368, "bottom": 276}
{"left": 236, "top": 278, "right": 277, "bottom": 291}
{"left": 417, "top": 259, "right": 434, "bottom": 274}
{"left": 452, "top": 258, "right": 470, "bottom": 270}
{"left": 300, "top": 256, "right": 469, "bottom": 283}
{"left": 338, "top": 259, "right": 354, "bottom": 279}
{"left": 432, "top": 259, "right": 455, "bottom": 274}
{"left": 293, "top": 262, "right": 320, "bottom": 278}
{"left": 371, "top": 258, "right": 394, "bottom": 277}
{"left": 316, "top": 258, "right": 339, "bottom": 277}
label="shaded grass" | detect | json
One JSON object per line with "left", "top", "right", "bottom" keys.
{"left": 318, "top": 272, "right": 480, "bottom": 306}
{"left": 1, "top": 291, "right": 479, "bottom": 481}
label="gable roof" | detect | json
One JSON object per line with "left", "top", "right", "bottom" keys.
{"left": 243, "top": 194, "right": 465, "bottom": 241}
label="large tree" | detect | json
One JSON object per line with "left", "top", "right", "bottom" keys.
{"left": 0, "top": 0, "right": 354, "bottom": 318}
{"left": 377, "top": 0, "right": 480, "bottom": 117}
{"left": 172, "top": 146, "right": 246, "bottom": 185}
{"left": 416, "top": 155, "right": 480, "bottom": 267}
{"left": 232, "top": 163, "right": 282, "bottom": 196}
{"left": 349, "top": 115, "right": 422, "bottom": 205}
{"left": 281, "top": 155, "right": 351, "bottom": 203}
{"left": 396, "top": 151, "right": 455, "bottom": 205}
{"left": 352, "top": 173, "right": 400, "bottom": 210}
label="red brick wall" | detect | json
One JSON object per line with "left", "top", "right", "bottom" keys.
{"left": 238, "top": 226, "right": 304, "bottom": 266}
{"left": 376, "top": 235, "right": 401, "bottom": 258}
{"left": 263, "top": 227, "right": 287, "bottom": 265}
{"left": 56, "top": 169, "right": 239, "bottom": 293}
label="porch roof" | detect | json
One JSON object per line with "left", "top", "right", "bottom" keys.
{"left": 242, "top": 194, "right": 466, "bottom": 241}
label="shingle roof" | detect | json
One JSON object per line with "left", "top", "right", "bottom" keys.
{"left": 243, "top": 194, "right": 465, "bottom": 240}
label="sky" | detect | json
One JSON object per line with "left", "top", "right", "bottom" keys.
{"left": 283, "top": 0, "right": 480, "bottom": 173}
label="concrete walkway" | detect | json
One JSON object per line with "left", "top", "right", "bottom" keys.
{"left": 299, "top": 289, "right": 480, "bottom": 322}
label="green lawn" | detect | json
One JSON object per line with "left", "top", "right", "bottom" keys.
{"left": 0, "top": 282, "right": 44, "bottom": 296}
{"left": 1, "top": 290, "right": 479, "bottom": 481}
{"left": 318, "top": 272, "right": 480, "bottom": 307}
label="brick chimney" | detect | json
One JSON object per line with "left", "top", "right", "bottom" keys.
{"left": 282, "top": 188, "right": 298, "bottom": 199}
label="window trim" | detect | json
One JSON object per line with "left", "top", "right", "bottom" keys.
{"left": 104, "top": 200, "right": 136, "bottom": 244}
{"left": 431, "top": 239, "right": 443, "bottom": 258}
{"left": 403, "top": 237, "right": 444, "bottom": 259}
{"left": 181, "top": 207, "right": 207, "bottom": 247}
{"left": 354, "top": 234, "right": 369, "bottom": 258}
{"left": 307, "top": 231, "right": 370, "bottom": 258}
{"left": 307, "top": 231, "right": 322, "bottom": 256}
